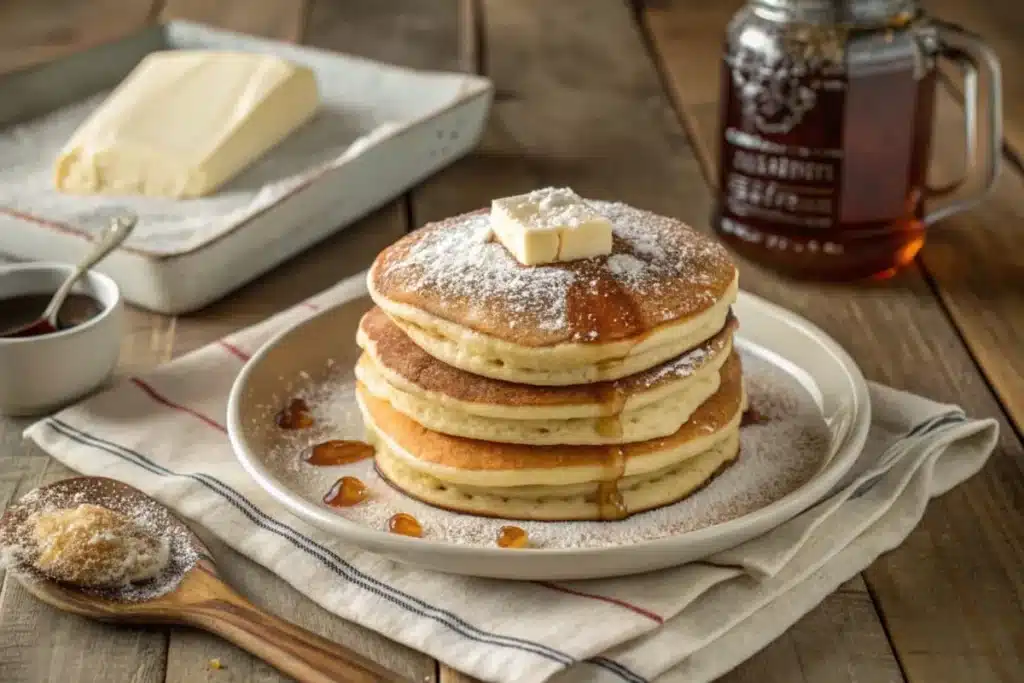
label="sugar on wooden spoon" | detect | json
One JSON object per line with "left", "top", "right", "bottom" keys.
{"left": 0, "top": 477, "right": 403, "bottom": 683}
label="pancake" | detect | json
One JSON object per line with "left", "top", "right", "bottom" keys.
{"left": 356, "top": 352, "right": 745, "bottom": 490}
{"left": 373, "top": 431, "right": 739, "bottom": 521}
{"left": 356, "top": 306, "right": 737, "bottom": 421}
{"left": 357, "top": 352, "right": 723, "bottom": 444}
{"left": 386, "top": 301, "right": 732, "bottom": 385}
{"left": 368, "top": 201, "right": 738, "bottom": 383}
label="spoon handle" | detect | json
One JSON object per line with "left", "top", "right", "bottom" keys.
{"left": 177, "top": 562, "right": 404, "bottom": 683}
{"left": 41, "top": 215, "right": 137, "bottom": 324}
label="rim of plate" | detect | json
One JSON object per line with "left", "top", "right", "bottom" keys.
{"left": 227, "top": 289, "right": 871, "bottom": 561}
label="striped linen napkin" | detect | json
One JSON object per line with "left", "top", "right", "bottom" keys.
{"left": 24, "top": 273, "right": 998, "bottom": 683}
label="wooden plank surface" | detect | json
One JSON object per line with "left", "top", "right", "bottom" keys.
{"left": 421, "top": 0, "right": 904, "bottom": 679}
{"left": 919, "top": 76, "right": 1024, "bottom": 438}
{"left": 641, "top": 3, "right": 1024, "bottom": 682}
{"left": 922, "top": 0, "right": 1024, "bottom": 160}
{"left": 306, "top": 0, "right": 468, "bottom": 73}
{"left": 159, "top": 0, "right": 308, "bottom": 41}
{"left": 0, "top": 0, "right": 158, "bottom": 74}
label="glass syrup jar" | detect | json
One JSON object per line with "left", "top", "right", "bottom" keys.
{"left": 712, "top": 0, "right": 1002, "bottom": 280}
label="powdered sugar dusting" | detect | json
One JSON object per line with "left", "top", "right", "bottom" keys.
{"left": 382, "top": 212, "right": 576, "bottom": 333}
{"left": 638, "top": 346, "right": 710, "bottom": 389}
{"left": 374, "top": 199, "right": 735, "bottom": 343}
{"left": 522, "top": 187, "right": 598, "bottom": 229}
{"left": 594, "top": 200, "right": 730, "bottom": 304}
{"left": 606, "top": 253, "right": 646, "bottom": 282}
{"left": 259, "top": 349, "right": 830, "bottom": 549}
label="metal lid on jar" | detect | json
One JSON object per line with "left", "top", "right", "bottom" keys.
{"left": 752, "top": 0, "right": 918, "bottom": 25}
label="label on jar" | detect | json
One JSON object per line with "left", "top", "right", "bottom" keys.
{"left": 717, "top": 39, "right": 849, "bottom": 245}
{"left": 721, "top": 133, "right": 842, "bottom": 230}
{"left": 717, "top": 28, "right": 930, "bottom": 244}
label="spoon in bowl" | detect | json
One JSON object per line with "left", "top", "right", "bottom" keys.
{"left": 1, "top": 215, "right": 136, "bottom": 338}
{"left": 0, "top": 476, "right": 403, "bottom": 683}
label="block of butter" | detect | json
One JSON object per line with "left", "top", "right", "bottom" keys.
{"left": 54, "top": 50, "right": 319, "bottom": 198}
{"left": 490, "top": 187, "right": 613, "bottom": 266}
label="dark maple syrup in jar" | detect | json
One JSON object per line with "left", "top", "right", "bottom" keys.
{"left": 714, "top": 4, "right": 942, "bottom": 280}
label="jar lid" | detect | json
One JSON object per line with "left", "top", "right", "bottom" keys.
{"left": 752, "top": 0, "right": 918, "bottom": 24}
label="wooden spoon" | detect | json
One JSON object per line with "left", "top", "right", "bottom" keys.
{"left": 0, "top": 476, "right": 404, "bottom": 683}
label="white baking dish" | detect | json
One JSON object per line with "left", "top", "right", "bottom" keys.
{"left": 0, "top": 21, "right": 492, "bottom": 313}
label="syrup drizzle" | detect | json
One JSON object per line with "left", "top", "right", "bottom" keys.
{"left": 275, "top": 398, "right": 314, "bottom": 430}
{"left": 593, "top": 393, "right": 629, "bottom": 521}
{"left": 596, "top": 444, "right": 629, "bottom": 521}
{"left": 565, "top": 263, "right": 645, "bottom": 344}
{"left": 741, "top": 407, "right": 768, "bottom": 427}
{"left": 592, "top": 384, "right": 627, "bottom": 419}
{"left": 496, "top": 525, "right": 529, "bottom": 548}
{"left": 388, "top": 513, "right": 422, "bottom": 537}
{"left": 323, "top": 476, "right": 368, "bottom": 507}
{"left": 304, "top": 440, "right": 375, "bottom": 466}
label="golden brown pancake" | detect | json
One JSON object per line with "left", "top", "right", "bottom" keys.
{"left": 360, "top": 355, "right": 746, "bottom": 521}
{"left": 368, "top": 201, "right": 737, "bottom": 349}
{"left": 357, "top": 353, "right": 744, "bottom": 482}
{"left": 356, "top": 305, "right": 737, "bottom": 417}
{"left": 372, "top": 433, "right": 740, "bottom": 521}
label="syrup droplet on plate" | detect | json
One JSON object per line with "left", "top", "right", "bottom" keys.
{"left": 496, "top": 525, "right": 529, "bottom": 548}
{"left": 741, "top": 407, "right": 767, "bottom": 427}
{"left": 323, "top": 477, "right": 368, "bottom": 507}
{"left": 388, "top": 513, "right": 422, "bottom": 537}
{"left": 305, "top": 440, "right": 375, "bottom": 466}
{"left": 276, "top": 398, "right": 314, "bottom": 429}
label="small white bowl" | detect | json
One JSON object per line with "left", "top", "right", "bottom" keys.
{"left": 0, "top": 263, "right": 123, "bottom": 416}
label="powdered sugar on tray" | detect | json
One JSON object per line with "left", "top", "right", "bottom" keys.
{"left": 260, "top": 348, "right": 830, "bottom": 549}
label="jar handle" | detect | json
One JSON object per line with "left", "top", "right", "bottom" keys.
{"left": 923, "top": 21, "right": 1002, "bottom": 225}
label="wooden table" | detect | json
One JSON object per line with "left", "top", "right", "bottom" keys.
{"left": 0, "top": 1, "right": 1021, "bottom": 681}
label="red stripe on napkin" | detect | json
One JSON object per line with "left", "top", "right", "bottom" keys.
{"left": 219, "top": 340, "right": 251, "bottom": 361}
{"left": 131, "top": 378, "right": 227, "bottom": 433}
{"left": 537, "top": 582, "right": 664, "bottom": 624}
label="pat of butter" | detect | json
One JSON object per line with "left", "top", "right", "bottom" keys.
{"left": 54, "top": 50, "right": 320, "bottom": 198}
{"left": 490, "top": 188, "right": 613, "bottom": 265}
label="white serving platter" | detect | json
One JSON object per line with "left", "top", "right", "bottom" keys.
{"left": 227, "top": 290, "right": 871, "bottom": 580}
{"left": 0, "top": 21, "right": 492, "bottom": 313}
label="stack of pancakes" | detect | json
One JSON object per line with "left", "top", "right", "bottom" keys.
{"left": 356, "top": 199, "right": 744, "bottom": 521}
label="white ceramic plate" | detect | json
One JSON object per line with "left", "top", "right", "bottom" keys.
{"left": 227, "top": 291, "right": 870, "bottom": 580}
